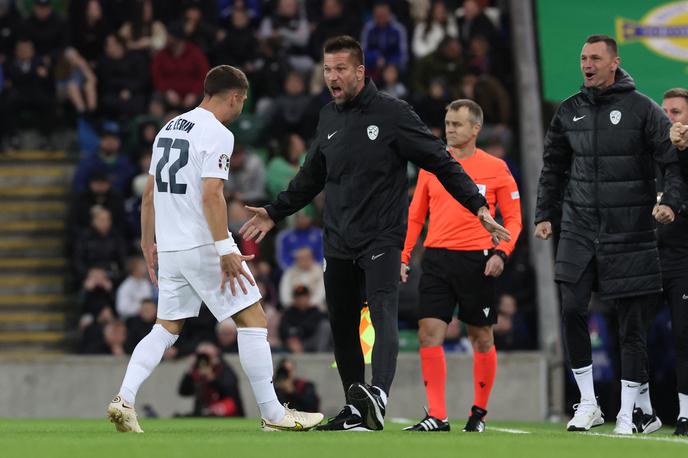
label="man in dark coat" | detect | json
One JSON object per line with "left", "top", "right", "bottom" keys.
{"left": 534, "top": 34, "right": 685, "bottom": 435}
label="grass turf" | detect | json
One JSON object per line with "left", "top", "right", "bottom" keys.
{"left": 0, "top": 419, "right": 686, "bottom": 458}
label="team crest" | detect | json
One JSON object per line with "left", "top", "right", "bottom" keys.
{"left": 610, "top": 110, "right": 622, "bottom": 125}
{"left": 367, "top": 125, "right": 379, "bottom": 140}
{"left": 218, "top": 154, "right": 230, "bottom": 171}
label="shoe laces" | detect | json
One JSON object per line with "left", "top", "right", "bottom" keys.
{"left": 283, "top": 403, "right": 308, "bottom": 423}
{"left": 572, "top": 402, "right": 597, "bottom": 416}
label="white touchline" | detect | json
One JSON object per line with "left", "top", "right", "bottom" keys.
{"left": 490, "top": 427, "right": 531, "bottom": 434}
{"left": 585, "top": 432, "right": 688, "bottom": 444}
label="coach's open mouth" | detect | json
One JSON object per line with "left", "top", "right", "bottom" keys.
{"left": 330, "top": 85, "right": 342, "bottom": 97}
{"left": 584, "top": 72, "right": 595, "bottom": 80}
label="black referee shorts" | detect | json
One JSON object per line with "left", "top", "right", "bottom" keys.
{"left": 418, "top": 248, "right": 497, "bottom": 326}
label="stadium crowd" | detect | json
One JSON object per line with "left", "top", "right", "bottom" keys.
{"left": 0, "top": 0, "right": 535, "bottom": 358}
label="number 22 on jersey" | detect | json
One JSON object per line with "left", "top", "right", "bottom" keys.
{"left": 155, "top": 137, "right": 189, "bottom": 194}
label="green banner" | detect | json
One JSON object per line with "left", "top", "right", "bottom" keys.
{"left": 536, "top": 0, "right": 688, "bottom": 103}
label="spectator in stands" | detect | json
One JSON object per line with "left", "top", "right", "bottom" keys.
{"left": 458, "top": 68, "right": 511, "bottom": 125}
{"left": 412, "top": 36, "right": 464, "bottom": 100}
{"left": 493, "top": 294, "right": 532, "bottom": 351}
{"left": 123, "top": 152, "right": 152, "bottom": 241}
{"left": 268, "top": 70, "right": 315, "bottom": 139}
{"left": 0, "top": 1, "right": 20, "bottom": 64}
{"left": 79, "top": 305, "right": 115, "bottom": 353}
{"left": 178, "top": 342, "right": 245, "bottom": 417}
{"left": 212, "top": 6, "right": 258, "bottom": 71}
{"left": 4, "top": 37, "right": 56, "bottom": 148}
{"left": 73, "top": 205, "right": 128, "bottom": 284}
{"left": 379, "top": 63, "right": 408, "bottom": 100}
{"left": 116, "top": 257, "right": 154, "bottom": 319}
{"left": 20, "top": 0, "right": 69, "bottom": 65}
{"left": 79, "top": 267, "right": 115, "bottom": 316}
{"left": 456, "top": 0, "right": 497, "bottom": 49}
{"left": 412, "top": 0, "right": 458, "bottom": 59}
{"left": 258, "top": 0, "right": 313, "bottom": 74}
{"left": 274, "top": 358, "right": 320, "bottom": 412}
{"left": 266, "top": 133, "right": 306, "bottom": 199}
{"left": 308, "top": 0, "right": 360, "bottom": 61}
{"left": 68, "top": 170, "right": 127, "bottom": 242}
{"left": 118, "top": 0, "right": 167, "bottom": 53}
{"left": 415, "top": 78, "right": 451, "bottom": 134}
{"left": 174, "top": 2, "right": 220, "bottom": 55}
{"left": 252, "top": 36, "right": 290, "bottom": 106}
{"left": 279, "top": 247, "right": 325, "bottom": 310}
{"left": 70, "top": 0, "right": 110, "bottom": 65}
{"left": 98, "top": 34, "right": 148, "bottom": 120}
{"left": 72, "top": 121, "right": 136, "bottom": 195}
{"left": 102, "top": 319, "right": 128, "bottom": 355}
{"left": 361, "top": 0, "right": 409, "bottom": 81}
{"left": 151, "top": 22, "right": 209, "bottom": 109}
{"left": 124, "top": 298, "right": 156, "bottom": 353}
{"left": 224, "top": 143, "right": 268, "bottom": 205}
{"left": 215, "top": 319, "right": 238, "bottom": 353}
{"left": 275, "top": 210, "right": 323, "bottom": 271}
{"left": 56, "top": 47, "right": 98, "bottom": 117}
{"left": 467, "top": 34, "right": 508, "bottom": 84}
{"left": 279, "top": 285, "right": 331, "bottom": 353}
{"left": 217, "top": 0, "right": 262, "bottom": 26}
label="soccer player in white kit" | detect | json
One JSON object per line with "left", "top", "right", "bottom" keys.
{"left": 107, "top": 65, "right": 324, "bottom": 432}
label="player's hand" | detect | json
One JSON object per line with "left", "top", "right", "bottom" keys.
{"left": 534, "top": 221, "right": 553, "bottom": 240}
{"left": 670, "top": 122, "right": 688, "bottom": 150}
{"left": 141, "top": 243, "right": 158, "bottom": 286}
{"left": 220, "top": 252, "right": 256, "bottom": 296}
{"left": 484, "top": 255, "right": 504, "bottom": 277}
{"left": 400, "top": 263, "right": 410, "bottom": 283}
{"left": 239, "top": 206, "right": 275, "bottom": 243}
{"left": 653, "top": 204, "right": 675, "bottom": 224}
{"left": 477, "top": 207, "right": 511, "bottom": 245}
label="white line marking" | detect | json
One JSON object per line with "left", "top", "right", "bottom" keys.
{"left": 490, "top": 427, "right": 531, "bottom": 434}
{"left": 585, "top": 432, "right": 688, "bottom": 444}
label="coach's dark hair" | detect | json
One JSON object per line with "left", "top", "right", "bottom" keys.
{"left": 446, "top": 99, "right": 483, "bottom": 126}
{"left": 323, "top": 35, "right": 364, "bottom": 66}
{"left": 585, "top": 34, "right": 618, "bottom": 56}
{"left": 664, "top": 87, "right": 688, "bottom": 102}
{"left": 204, "top": 65, "right": 249, "bottom": 97}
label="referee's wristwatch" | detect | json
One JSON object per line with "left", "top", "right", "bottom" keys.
{"left": 492, "top": 249, "right": 508, "bottom": 264}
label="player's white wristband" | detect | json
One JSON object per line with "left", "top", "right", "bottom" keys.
{"left": 214, "top": 238, "right": 234, "bottom": 256}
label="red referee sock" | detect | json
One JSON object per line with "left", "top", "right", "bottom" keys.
{"left": 420, "top": 345, "right": 447, "bottom": 420}
{"left": 473, "top": 345, "right": 497, "bottom": 410}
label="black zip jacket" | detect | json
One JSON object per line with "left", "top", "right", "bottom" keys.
{"left": 265, "top": 79, "right": 487, "bottom": 259}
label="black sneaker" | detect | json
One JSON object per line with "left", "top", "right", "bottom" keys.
{"left": 463, "top": 405, "right": 487, "bottom": 432}
{"left": 403, "top": 409, "right": 450, "bottom": 432}
{"left": 674, "top": 417, "right": 688, "bottom": 436}
{"left": 632, "top": 407, "right": 662, "bottom": 434}
{"left": 314, "top": 405, "right": 371, "bottom": 431}
{"left": 348, "top": 383, "right": 385, "bottom": 430}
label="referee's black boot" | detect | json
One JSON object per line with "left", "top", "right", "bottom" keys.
{"left": 463, "top": 405, "right": 487, "bottom": 432}
{"left": 314, "top": 405, "right": 370, "bottom": 431}
{"left": 403, "top": 408, "right": 450, "bottom": 432}
{"left": 348, "top": 383, "right": 385, "bottom": 430}
{"left": 674, "top": 417, "right": 688, "bottom": 436}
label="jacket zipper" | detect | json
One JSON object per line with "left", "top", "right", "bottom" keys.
{"left": 593, "top": 106, "right": 600, "bottom": 246}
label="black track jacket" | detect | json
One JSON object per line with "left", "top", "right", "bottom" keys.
{"left": 265, "top": 79, "right": 487, "bottom": 259}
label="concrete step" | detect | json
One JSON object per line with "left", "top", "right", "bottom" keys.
{"left": 0, "top": 165, "right": 74, "bottom": 188}
{"left": 0, "top": 186, "right": 69, "bottom": 198}
{"left": 0, "top": 349, "right": 65, "bottom": 358}
{"left": 0, "top": 312, "right": 66, "bottom": 331}
{"left": 0, "top": 294, "right": 68, "bottom": 309}
{"left": 0, "top": 331, "right": 66, "bottom": 344}
{"left": 0, "top": 150, "right": 69, "bottom": 162}
{"left": 0, "top": 202, "right": 67, "bottom": 222}
{"left": 0, "top": 275, "right": 64, "bottom": 295}
{"left": 0, "top": 258, "right": 67, "bottom": 272}
{"left": 0, "top": 237, "right": 64, "bottom": 257}
{"left": 0, "top": 220, "right": 65, "bottom": 236}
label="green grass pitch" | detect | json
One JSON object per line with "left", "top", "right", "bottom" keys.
{"left": 1, "top": 419, "right": 686, "bottom": 458}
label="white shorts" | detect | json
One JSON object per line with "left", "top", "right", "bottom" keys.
{"left": 157, "top": 243, "right": 262, "bottom": 322}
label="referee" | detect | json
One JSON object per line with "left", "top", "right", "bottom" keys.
{"left": 401, "top": 100, "right": 522, "bottom": 433}
{"left": 240, "top": 36, "right": 510, "bottom": 431}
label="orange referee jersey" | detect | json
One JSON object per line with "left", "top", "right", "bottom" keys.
{"left": 402, "top": 148, "right": 522, "bottom": 264}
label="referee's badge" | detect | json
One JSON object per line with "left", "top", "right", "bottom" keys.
{"left": 218, "top": 154, "right": 230, "bottom": 171}
{"left": 367, "top": 125, "right": 379, "bottom": 140}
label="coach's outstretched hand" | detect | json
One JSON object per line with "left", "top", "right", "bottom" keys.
{"left": 477, "top": 207, "right": 511, "bottom": 245}
{"left": 239, "top": 206, "right": 276, "bottom": 243}
{"left": 220, "top": 252, "right": 255, "bottom": 296}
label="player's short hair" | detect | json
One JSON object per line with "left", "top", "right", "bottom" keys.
{"left": 585, "top": 34, "right": 618, "bottom": 56}
{"left": 446, "top": 99, "right": 484, "bottom": 126}
{"left": 323, "top": 35, "right": 364, "bottom": 66}
{"left": 203, "top": 65, "right": 249, "bottom": 97}
{"left": 664, "top": 87, "right": 688, "bottom": 103}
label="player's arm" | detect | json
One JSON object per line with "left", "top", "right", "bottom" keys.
{"left": 140, "top": 175, "right": 158, "bottom": 286}
{"left": 201, "top": 177, "right": 255, "bottom": 296}
{"left": 401, "top": 171, "right": 430, "bottom": 283}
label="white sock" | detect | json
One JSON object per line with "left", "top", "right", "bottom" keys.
{"left": 618, "top": 380, "right": 641, "bottom": 419}
{"left": 237, "top": 327, "right": 285, "bottom": 423}
{"left": 635, "top": 382, "right": 653, "bottom": 414}
{"left": 572, "top": 364, "right": 596, "bottom": 405}
{"left": 119, "top": 324, "right": 178, "bottom": 405}
{"left": 679, "top": 393, "right": 688, "bottom": 419}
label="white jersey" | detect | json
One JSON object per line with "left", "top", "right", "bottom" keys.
{"left": 149, "top": 107, "right": 234, "bottom": 252}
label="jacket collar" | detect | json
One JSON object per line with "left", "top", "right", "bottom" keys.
{"left": 581, "top": 67, "right": 636, "bottom": 104}
{"left": 337, "top": 77, "right": 377, "bottom": 111}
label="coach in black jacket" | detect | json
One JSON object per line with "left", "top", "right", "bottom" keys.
{"left": 241, "top": 36, "right": 510, "bottom": 431}
{"left": 534, "top": 35, "right": 685, "bottom": 434}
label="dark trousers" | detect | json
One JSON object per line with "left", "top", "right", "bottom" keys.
{"left": 324, "top": 247, "right": 400, "bottom": 396}
{"left": 664, "top": 274, "right": 688, "bottom": 394}
{"left": 559, "top": 258, "right": 649, "bottom": 383}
